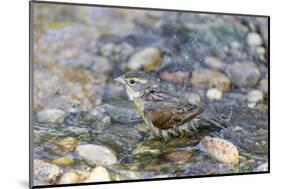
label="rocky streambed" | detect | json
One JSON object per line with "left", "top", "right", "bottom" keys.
{"left": 32, "top": 3, "right": 269, "bottom": 186}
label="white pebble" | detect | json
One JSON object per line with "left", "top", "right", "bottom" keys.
{"left": 206, "top": 88, "right": 222, "bottom": 101}
{"left": 247, "top": 90, "right": 263, "bottom": 103}
{"left": 246, "top": 32, "right": 263, "bottom": 47}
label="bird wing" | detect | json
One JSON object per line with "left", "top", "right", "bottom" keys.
{"left": 146, "top": 101, "right": 204, "bottom": 130}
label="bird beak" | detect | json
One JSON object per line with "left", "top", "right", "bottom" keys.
{"left": 114, "top": 76, "right": 125, "bottom": 84}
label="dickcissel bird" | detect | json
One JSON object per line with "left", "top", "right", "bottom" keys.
{"left": 115, "top": 70, "right": 229, "bottom": 140}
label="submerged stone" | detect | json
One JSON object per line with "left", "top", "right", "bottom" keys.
{"left": 58, "top": 170, "right": 81, "bottom": 184}
{"left": 164, "top": 150, "right": 192, "bottom": 163}
{"left": 76, "top": 144, "right": 117, "bottom": 166}
{"left": 84, "top": 166, "right": 111, "bottom": 182}
{"left": 34, "top": 159, "right": 61, "bottom": 185}
{"left": 52, "top": 155, "right": 74, "bottom": 166}
{"left": 255, "top": 162, "right": 268, "bottom": 172}
{"left": 37, "top": 109, "right": 66, "bottom": 124}
{"left": 54, "top": 137, "right": 79, "bottom": 152}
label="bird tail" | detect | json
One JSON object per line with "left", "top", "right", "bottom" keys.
{"left": 197, "top": 108, "right": 232, "bottom": 130}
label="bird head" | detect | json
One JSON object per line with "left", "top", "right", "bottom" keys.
{"left": 114, "top": 70, "right": 157, "bottom": 101}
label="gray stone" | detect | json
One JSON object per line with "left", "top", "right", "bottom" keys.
{"left": 76, "top": 144, "right": 117, "bottom": 166}
{"left": 91, "top": 56, "right": 112, "bottom": 75}
{"left": 37, "top": 109, "right": 66, "bottom": 124}
{"left": 66, "top": 126, "right": 89, "bottom": 135}
{"left": 34, "top": 159, "right": 61, "bottom": 185}
{"left": 225, "top": 62, "right": 261, "bottom": 87}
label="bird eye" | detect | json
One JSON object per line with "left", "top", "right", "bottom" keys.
{"left": 129, "top": 79, "right": 135, "bottom": 85}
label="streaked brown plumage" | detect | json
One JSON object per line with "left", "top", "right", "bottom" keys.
{"left": 115, "top": 70, "right": 228, "bottom": 139}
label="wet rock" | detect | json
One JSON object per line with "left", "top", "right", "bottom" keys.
{"left": 151, "top": 174, "right": 170, "bottom": 179}
{"left": 133, "top": 141, "right": 161, "bottom": 156}
{"left": 95, "top": 123, "right": 143, "bottom": 154}
{"left": 65, "top": 126, "right": 89, "bottom": 136}
{"left": 34, "top": 159, "right": 61, "bottom": 185}
{"left": 102, "top": 104, "right": 141, "bottom": 124}
{"left": 246, "top": 32, "right": 263, "bottom": 47}
{"left": 58, "top": 170, "right": 81, "bottom": 184}
{"left": 76, "top": 144, "right": 117, "bottom": 166}
{"left": 164, "top": 150, "right": 192, "bottom": 163}
{"left": 91, "top": 56, "right": 112, "bottom": 75}
{"left": 247, "top": 90, "right": 263, "bottom": 103}
{"left": 37, "top": 109, "right": 66, "bottom": 124}
{"left": 204, "top": 56, "right": 225, "bottom": 70}
{"left": 127, "top": 47, "right": 161, "bottom": 71}
{"left": 144, "top": 164, "right": 170, "bottom": 172}
{"left": 110, "top": 168, "right": 141, "bottom": 181}
{"left": 159, "top": 71, "right": 190, "bottom": 83}
{"left": 225, "top": 62, "right": 260, "bottom": 87}
{"left": 255, "top": 162, "right": 268, "bottom": 172}
{"left": 200, "top": 136, "right": 239, "bottom": 164}
{"left": 90, "top": 106, "right": 112, "bottom": 127}
{"left": 84, "top": 166, "right": 111, "bottom": 182}
{"left": 52, "top": 155, "right": 74, "bottom": 166}
{"left": 191, "top": 68, "right": 231, "bottom": 91}
{"left": 54, "top": 137, "right": 79, "bottom": 152}
{"left": 206, "top": 88, "right": 222, "bottom": 101}
{"left": 259, "top": 78, "right": 268, "bottom": 96}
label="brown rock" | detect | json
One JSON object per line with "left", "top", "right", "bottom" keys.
{"left": 204, "top": 56, "right": 225, "bottom": 70}
{"left": 160, "top": 71, "right": 189, "bottom": 83}
{"left": 127, "top": 47, "right": 161, "bottom": 71}
{"left": 191, "top": 68, "right": 231, "bottom": 91}
{"left": 164, "top": 150, "right": 192, "bottom": 163}
{"left": 200, "top": 136, "right": 239, "bottom": 164}
{"left": 259, "top": 78, "right": 268, "bottom": 96}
